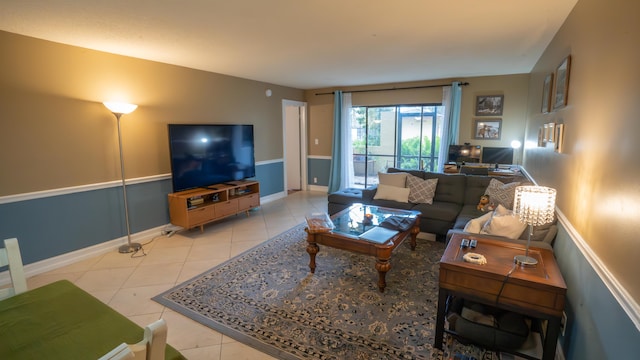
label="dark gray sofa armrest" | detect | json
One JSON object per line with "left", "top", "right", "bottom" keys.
{"left": 445, "top": 229, "right": 554, "bottom": 251}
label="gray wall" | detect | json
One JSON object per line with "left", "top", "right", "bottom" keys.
{"left": 522, "top": 0, "right": 640, "bottom": 358}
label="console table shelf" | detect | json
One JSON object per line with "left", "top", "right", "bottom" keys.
{"left": 168, "top": 180, "right": 260, "bottom": 232}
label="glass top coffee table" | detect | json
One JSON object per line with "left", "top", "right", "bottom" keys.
{"left": 305, "top": 203, "right": 421, "bottom": 292}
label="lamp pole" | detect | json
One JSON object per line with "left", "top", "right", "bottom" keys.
{"left": 104, "top": 102, "right": 140, "bottom": 254}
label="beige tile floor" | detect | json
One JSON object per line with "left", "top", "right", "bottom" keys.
{"left": 26, "top": 190, "right": 328, "bottom": 360}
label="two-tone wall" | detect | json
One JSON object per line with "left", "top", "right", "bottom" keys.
{"left": 0, "top": 31, "right": 303, "bottom": 268}
{"left": 522, "top": 0, "right": 640, "bottom": 358}
{"left": 304, "top": 74, "right": 531, "bottom": 186}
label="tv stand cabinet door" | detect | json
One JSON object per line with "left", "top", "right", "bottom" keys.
{"left": 215, "top": 199, "right": 239, "bottom": 218}
{"left": 187, "top": 206, "right": 215, "bottom": 228}
{"left": 238, "top": 193, "right": 260, "bottom": 212}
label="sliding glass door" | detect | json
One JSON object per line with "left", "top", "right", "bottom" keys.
{"left": 351, "top": 104, "right": 443, "bottom": 188}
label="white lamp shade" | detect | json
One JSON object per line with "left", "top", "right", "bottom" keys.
{"left": 103, "top": 101, "right": 138, "bottom": 114}
{"left": 514, "top": 186, "right": 556, "bottom": 226}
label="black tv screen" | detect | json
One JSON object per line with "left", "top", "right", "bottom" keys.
{"left": 481, "top": 147, "right": 514, "bottom": 165}
{"left": 168, "top": 124, "right": 256, "bottom": 192}
{"left": 448, "top": 145, "right": 481, "bottom": 163}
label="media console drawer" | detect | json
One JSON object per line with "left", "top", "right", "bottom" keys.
{"left": 188, "top": 206, "right": 215, "bottom": 225}
{"left": 238, "top": 194, "right": 259, "bottom": 210}
{"left": 216, "top": 199, "right": 239, "bottom": 217}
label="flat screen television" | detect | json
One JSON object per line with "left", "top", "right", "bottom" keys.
{"left": 448, "top": 145, "right": 481, "bottom": 163}
{"left": 168, "top": 124, "right": 256, "bottom": 192}
{"left": 481, "top": 147, "right": 514, "bottom": 165}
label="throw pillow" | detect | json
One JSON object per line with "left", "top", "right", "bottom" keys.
{"left": 480, "top": 205, "right": 527, "bottom": 239}
{"left": 406, "top": 175, "right": 438, "bottom": 204}
{"left": 484, "top": 179, "right": 520, "bottom": 209}
{"left": 463, "top": 211, "right": 493, "bottom": 233}
{"left": 378, "top": 172, "right": 409, "bottom": 188}
{"left": 373, "top": 184, "right": 411, "bottom": 203}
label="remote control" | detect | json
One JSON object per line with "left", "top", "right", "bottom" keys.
{"left": 469, "top": 239, "right": 477, "bottom": 248}
{"left": 461, "top": 238, "right": 469, "bottom": 248}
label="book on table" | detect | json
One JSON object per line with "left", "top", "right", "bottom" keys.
{"left": 359, "top": 226, "right": 399, "bottom": 244}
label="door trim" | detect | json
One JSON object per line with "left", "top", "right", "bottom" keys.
{"left": 282, "top": 99, "right": 308, "bottom": 191}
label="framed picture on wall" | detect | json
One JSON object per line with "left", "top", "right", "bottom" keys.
{"left": 475, "top": 95, "right": 504, "bottom": 116}
{"left": 544, "top": 122, "right": 556, "bottom": 142}
{"left": 553, "top": 55, "right": 571, "bottom": 110}
{"left": 542, "top": 73, "right": 553, "bottom": 113}
{"left": 473, "top": 118, "right": 502, "bottom": 140}
{"left": 555, "top": 124, "right": 565, "bottom": 153}
{"left": 538, "top": 127, "right": 545, "bottom": 147}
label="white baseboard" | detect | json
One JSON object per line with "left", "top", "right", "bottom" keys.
{"left": 0, "top": 225, "right": 167, "bottom": 286}
{"left": 1, "top": 192, "right": 289, "bottom": 286}
{"left": 308, "top": 184, "right": 328, "bottom": 192}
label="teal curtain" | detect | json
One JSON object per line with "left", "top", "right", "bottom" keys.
{"left": 328, "top": 91, "right": 353, "bottom": 193}
{"left": 437, "top": 82, "right": 462, "bottom": 171}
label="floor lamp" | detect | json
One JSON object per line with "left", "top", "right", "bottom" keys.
{"left": 103, "top": 101, "right": 141, "bottom": 254}
{"left": 513, "top": 185, "right": 556, "bottom": 266}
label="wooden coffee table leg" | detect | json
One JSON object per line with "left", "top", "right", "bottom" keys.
{"left": 375, "top": 259, "right": 391, "bottom": 292}
{"left": 306, "top": 242, "right": 319, "bottom": 273}
{"left": 410, "top": 225, "right": 419, "bottom": 250}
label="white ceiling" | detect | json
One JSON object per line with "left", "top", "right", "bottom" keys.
{"left": 0, "top": 0, "right": 578, "bottom": 90}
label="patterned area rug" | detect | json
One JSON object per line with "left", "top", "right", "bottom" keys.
{"left": 153, "top": 224, "right": 487, "bottom": 359}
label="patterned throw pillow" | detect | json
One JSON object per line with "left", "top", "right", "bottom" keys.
{"left": 484, "top": 178, "right": 520, "bottom": 209}
{"left": 406, "top": 175, "right": 438, "bottom": 204}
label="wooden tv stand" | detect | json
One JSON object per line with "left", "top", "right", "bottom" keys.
{"left": 168, "top": 180, "right": 260, "bottom": 232}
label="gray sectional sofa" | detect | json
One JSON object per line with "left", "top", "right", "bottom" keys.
{"left": 327, "top": 168, "right": 557, "bottom": 248}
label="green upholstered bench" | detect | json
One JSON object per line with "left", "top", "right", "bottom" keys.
{"left": 0, "top": 279, "right": 185, "bottom": 359}
{"left": 0, "top": 238, "right": 185, "bottom": 360}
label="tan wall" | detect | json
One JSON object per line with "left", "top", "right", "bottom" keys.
{"left": 305, "top": 74, "right": 530, "bottom": 161}
{"left": 0, "top": 31, "right": 304, "bottom": 196}
{"left": 524, "top": 0, "right": 640, "bottom": 301}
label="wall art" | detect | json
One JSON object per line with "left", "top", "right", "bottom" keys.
{"left": 475, "top": 95, "right": 504, "bottom": 116}
{"left": 553, "top": 55, "right": 571, "bottom": 110}
{"left": 473, "top": 118, "right": 502, "bottom": 140}
{"left": 542, "top": 73, "right": 553, "bottom": 113}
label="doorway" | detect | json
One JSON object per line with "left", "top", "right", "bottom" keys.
{"left": 282, "top": 100, "right": 307, "bottom": 193}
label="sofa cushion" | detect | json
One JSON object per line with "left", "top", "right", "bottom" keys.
{"left": 480, "top": 205, "right": 527, "bottom": 239}
{"left": 463, "top": 211, "right": 493, "bottom": 233}
{"left": 412, "top": 201, "right": 462, "bottom": 222}
{"left": 327, "top": 188, "right": 363, "bottom": 205}
{"left": 370, "top": 198, "right": 415, "bottom": 210}
{"left": 387, "top": 167, "right": 426, "bottom": 179}
{"left": 406, "top": 175, "right": 438, "bottom": 204}
{"left": 484, "top": 178, "right": 520, "bottom": 209}
{"left": 424, "top": 172, "right": 467, "bottom": 204}
{"left": 373, "top": 184, "right": 410, "bottom": 202}
{"left": 378, "top": 172, "right": 408, "bottom": 187}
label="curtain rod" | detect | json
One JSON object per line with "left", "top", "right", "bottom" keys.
{"left": 314, "top": 82, "right": 469, "bottom": 96}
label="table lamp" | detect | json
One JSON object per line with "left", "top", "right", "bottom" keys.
{"left": 513, "top": 186, "right": 556, "bottom": 266}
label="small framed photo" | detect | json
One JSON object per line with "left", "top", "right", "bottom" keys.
{"left": 475, "top": 95, "right": 504, "bottom": 116}
{"left": 544, "top": 122, "right": 556, "bottom": 142}
{"left": 542, "top": 73, "right": 553, "bottom": 114}
{"left": 473, "top": 118, "right": 502, "bottom": 140}
{"left": 538, "top": 127, "right": 545, "bottom": 147}
{"left": 553, "top": 55, "right": 571, "bottom": 110}
{"left": 555, "top": 124, "right": 565, "bottom": 153}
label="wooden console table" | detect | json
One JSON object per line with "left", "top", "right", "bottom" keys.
{"left": 435, "top": 233, "right": 566, "bottom": 360}
{"left": 168, "top": 180, "right": 260, "bottom": 232}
